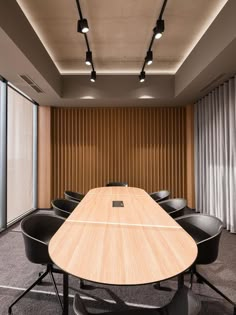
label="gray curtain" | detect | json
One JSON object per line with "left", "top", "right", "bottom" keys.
{"left": 195, "top": 76, "right": 236, "bottom": 233}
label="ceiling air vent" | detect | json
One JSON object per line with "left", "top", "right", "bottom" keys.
{"left": 19, "top": 74, "right": 44, "bottom": 93}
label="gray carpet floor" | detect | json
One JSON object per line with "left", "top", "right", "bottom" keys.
{"left": 0, "top": 210, "right": 235, "bottom": 315}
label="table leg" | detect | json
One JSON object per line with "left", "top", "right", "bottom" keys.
{"left": 153, "top": 282, "right": 172, "bottom": 291}
{"left": 178, "top": 273, "right": 184, "bottom": 289}
{"left": 63, "top": 273, "right": 68, "bottom": 315}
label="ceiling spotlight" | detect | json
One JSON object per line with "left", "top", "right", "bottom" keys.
{"left": 139, "top": 71, "right": 145, "bottom": 83}
{"left": 145, "top": 51, "right": 153, "bottom": 65}
{"left": 90, "top": 70, "right": 96, "bottom": 82}
{"left": 77, "top": 18, "right": 89, "bottom": 33}
{"left": 85, "top": 51, "right": 92, "bottom": 66}
{"left": 154, "top": 19, "right": 164, "bottom": 39}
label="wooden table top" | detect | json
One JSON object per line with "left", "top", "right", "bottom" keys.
{"left": 49, "top": 187, "right": 197, "bottom": 285}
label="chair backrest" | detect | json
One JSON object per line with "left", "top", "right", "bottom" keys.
{"left": 64, "top": 190, "right": 85, "bottom": 202}
{"left": 149, "top": 190, "right": 170, "bottom": 202}
{"left": 52, "top": 198, "right": 79, "bottom": 218}
{"left": 176, "top": 214, "right": 223, "bottom": 265}
{"left": 106, "top": 182, "right": 128, "bottom": 187}
{"left": 159, "top": 198, "right": 187, "bottom": 218}
{"left": 21, "top": 214, "right": 65, "bottom": 265}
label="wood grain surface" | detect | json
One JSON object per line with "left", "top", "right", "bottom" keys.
{"left": 49, "top": 187, "right": 197, "bottom": 285}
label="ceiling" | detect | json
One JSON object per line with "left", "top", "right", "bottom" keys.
{"left": 16, "top": 0, "right": 227, "bottom": 74}
{"left": 0, "top": 0, "right": 235, "bottom": 106}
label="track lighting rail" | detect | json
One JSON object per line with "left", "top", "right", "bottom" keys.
{"left": 139, "top": 0, "right": 168, "bottom": 82}
{"left": 75, "top": 0, "right": 96, "bottom": 82}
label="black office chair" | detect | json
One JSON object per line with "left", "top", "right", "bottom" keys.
{"left": 149, "top": 190, "right": 170, "bottom": 202}
{"left": 64, "top": 190, "right": 85, "bottom": 202}
{"left": 175, "top": 215, "right": 236, "bottom": 312}
{"left": 52, "top": 198, "right": 79, "bottom": 218}
{"left": 106, "top": 182, "right": 128, "bottom": 187}
{"left": 159, "top": 198, "right": 187, "bottom": 218}
{"left": 73, "top": 286, "right": 201, "bottom": 315}
{"left": 8, "top": 214, "right": 65, "bottom": 314}
{"left": 176, "top": 214, "right": 224, "bottom": 287}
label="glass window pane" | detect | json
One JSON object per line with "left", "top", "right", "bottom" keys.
{"left": 7, "top": 87, "right": 33, "bottom": 222}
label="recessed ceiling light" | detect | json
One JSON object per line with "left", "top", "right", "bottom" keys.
{"left": 139, "top": 95, "right": 154, "bottom": 99}
{"left": 80, "top": 95, "right": 95, "bottom": 99}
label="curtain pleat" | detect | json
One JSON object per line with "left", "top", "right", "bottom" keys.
{"left": 195, "top": 76, "right": 236, "bottom": 232}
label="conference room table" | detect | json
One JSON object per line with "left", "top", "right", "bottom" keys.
{"left": 49, "top": 187, "right": 198, "bottom": 315}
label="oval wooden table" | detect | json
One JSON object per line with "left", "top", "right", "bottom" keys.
{"left": 49, "top": 187, "right": 197, "bottom": 314}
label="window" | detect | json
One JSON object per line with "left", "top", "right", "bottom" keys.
{"left": 7, "top": 87, "right": 35, "bottom": 222}
{"left": 0, "top": 78, "right": 37, "bottom": 228}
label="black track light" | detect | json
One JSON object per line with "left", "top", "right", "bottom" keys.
{"left": 139, "top": 71, "right": 145, "bottom": 83}
{"left": 90, "top": 70, "right": 96, "bottom": 82}
{"left": 77, "top": 18, "right": 89, "bottom": 33}
{"left": 139, "top": 0, "right": 168, "bottom": 81}
{"left": 85, "top": 51, "right": 92, "bottom": 66}
{"left": 154, "top": 19, "right": 164, "bottom": 39}
{"left": 145, "top": 51, "right": 153, "bottom": 65}
{"left": 75, "top": 0, "right": 96, "bottom": 81}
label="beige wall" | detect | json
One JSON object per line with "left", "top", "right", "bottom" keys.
{"left": 38, "top": 106, "right": 51, "bottom": 208}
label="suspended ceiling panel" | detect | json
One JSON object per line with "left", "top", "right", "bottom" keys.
{"left": 16, "top": 0, "right": 228, "bottom": 75}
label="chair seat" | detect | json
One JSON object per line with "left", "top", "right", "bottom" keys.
{"left": 160, "top": 204, "right": 175, "bottom": 214}
{"left": 64, "top": 190, "right": 85, "bottom": 202}
{"left": 177, "top": 221, "right": 211, "bottom": 243}
{"left": 52, "top": 198, "right": 78, "bottom": 218}
{"left": 149, "top": 190, "right": 170, "bottom": 202}
{"left": 158, "top": 198, "right": 187, "bottom": 218}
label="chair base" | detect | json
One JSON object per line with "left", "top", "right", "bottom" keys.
{"left": 191, "top": 270, "right": 236, "bottom": 313}
{"left": 8, "top": 264, "right": 63, "bottom": 314}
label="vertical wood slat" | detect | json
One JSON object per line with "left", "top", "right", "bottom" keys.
{"left": 51, "top": 107, "right": 188, "bottom": 200}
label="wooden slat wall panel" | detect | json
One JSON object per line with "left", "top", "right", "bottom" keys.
{"left": 51, "top": 107, "right": 187, "bottom": 199}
